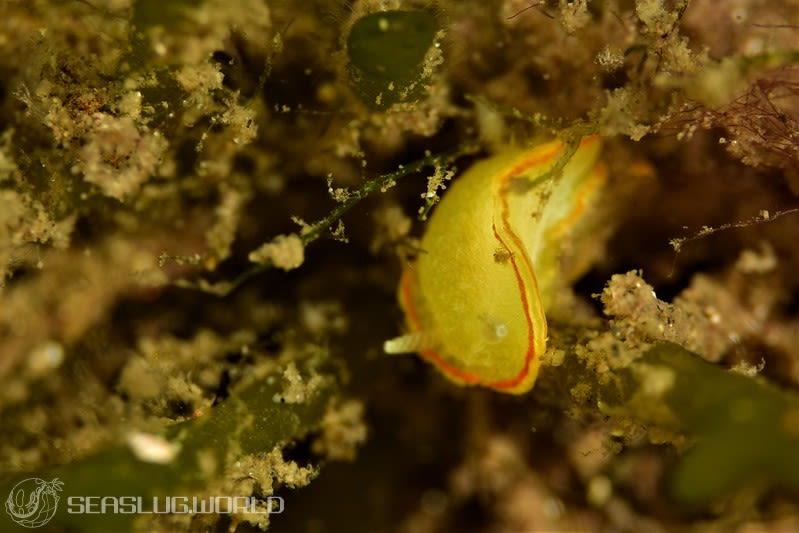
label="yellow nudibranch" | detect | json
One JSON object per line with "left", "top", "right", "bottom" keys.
{"left": 384, "top": 136, "right": 607, "bottom": 394}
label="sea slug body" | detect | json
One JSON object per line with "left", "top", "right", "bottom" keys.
{"left": 385, "top": 136, "right": 607, "bottom": 394}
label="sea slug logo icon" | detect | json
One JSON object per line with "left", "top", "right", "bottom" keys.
{"left": 5, "top": 477, "right": 63, "bottom": 528}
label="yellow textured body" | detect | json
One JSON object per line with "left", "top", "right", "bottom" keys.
{"left": 398, "top": 136, "right": 606, "bottom": 394}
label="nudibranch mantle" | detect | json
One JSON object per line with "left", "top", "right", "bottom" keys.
{"left": 385, "top": 136, "right": 607, "bottom": 394}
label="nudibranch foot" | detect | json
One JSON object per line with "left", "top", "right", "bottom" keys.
{"left": 384, "top": 331, "right": 433, "bottom": 355}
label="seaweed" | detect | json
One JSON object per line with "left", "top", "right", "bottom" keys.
{"left": 1, "top": 360, "right": 335, "bottom": 532}
{"left": 346, "top": 9, "right": 439, "bottom": 109}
